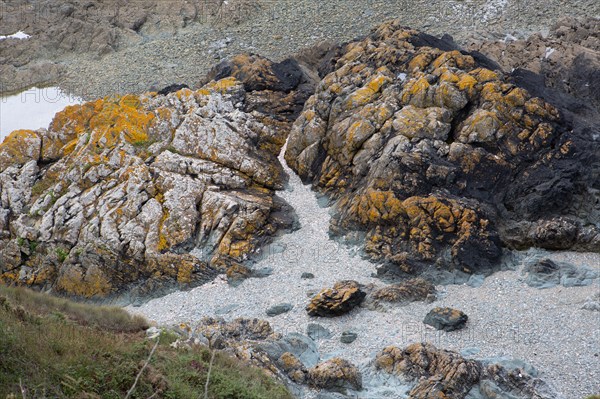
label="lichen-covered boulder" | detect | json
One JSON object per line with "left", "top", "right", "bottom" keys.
{"left": 372, "top": 277, "right": 436, "bottom": 303}
{"left": 0, "top": 74, "right": 299, "bottom": 299}
{"left": 308, "top": 357, "right": 362, "bottom": 391}
{"left": 306, "top": 280, "right": 366, "bottom": 317}
{"left": 285, "top": 20, "right": 600, "bottom": 277}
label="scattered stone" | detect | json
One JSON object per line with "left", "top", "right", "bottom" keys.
{"left": 301, "top": 272, "right": 315, "bottom": 279}
{"left": 308, "top": 357, "right": 362, "bottom": 391}
{"left": 266, "top": 303, "right": 293, "bottom": 317}
{"left": 306, "top": 280, "right": 366, "bottom": 317}
{"left": 424, "top": 307, "right": 469, "bottom": 331}
{"left": 372, "top": 278, "right": 436, "bottom": 304}
{"left": 340, "top": 331, "right": 358, "bottom": 344}
{"left": 307, "top": 323, "right": 332, "bottom": 340}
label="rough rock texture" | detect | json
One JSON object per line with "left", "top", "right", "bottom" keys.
{"left": 468, "top": 17, "right": 600, "bottom": 111}
{"left": 372, "top": 277, "right": 436, "bottom": 303}
{"left": 0, "top": 70, "right": 306, "bottom": 299}
{"left": 306, "top": 280, "right": 366, "bottom": 317}
{"left": 423, "top": 307, "right": 469, "bottom": 331}
{"left": 285, "top": 20, "right": 600, "bottom": 278}
{"left": 308, "top": 358, "right": 362, "bottom": 391}
{"left": 375, "top": 343, "right": 555, "bottom": 399}
{"left": 522, "top": 258, "right": 599, "bottom": 289}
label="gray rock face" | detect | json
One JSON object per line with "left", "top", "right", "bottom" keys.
{"left": 522, "top": 258, "right": 599, "bottom": 289}
{"left": 424, "top": 307, "right": 469, "bottom": 331}
{"left": 0, "top": 76, "right": 297, "bottom": 300}
{"left": 306, "top": 323, "right": 332, "bottom": 340}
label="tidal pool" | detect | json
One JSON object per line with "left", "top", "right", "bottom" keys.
{"left": 0, "top": 87, "right": 83, "bottom": 142}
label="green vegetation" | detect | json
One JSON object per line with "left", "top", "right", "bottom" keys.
{"left": 0, "top": 285, "right": 293, "bottom": 399}
{"left": 55, "top": 247, "right": 69, "bottom": 263}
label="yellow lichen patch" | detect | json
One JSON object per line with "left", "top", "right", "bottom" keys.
{"left": 0, "top": 129, "right": 41, "bottom": 170}
{"left": 350, "top": 189, "right": 406, "bottom": 224}
{"left": 457, "top": 74, "right": 478, "bottom": 91}
{"left": 156, "top": 206, "right": 171, "bottom": 252}
{"left": 431, "top": 50, "right": 473, "bottom": 70}
{"left": 346, "top": 74, "right": 391, "bottom": 109}
{"left": 176, "top": 259, "right": 195, "bottom": 284}
{"left": 408, "top": 53, "right": 434, "bottom": 72}
{"left": 401, "top": 76, "right": 430, "bottom": 104}
{"left": 504, "top": 87, "right": 529, "bottom": 108}
{"left": 55, "top": 264, "right": 113, "bottom": 298}
{"left": 470, "top": 67, "right": 499, "bottom": 83}
{"left": 203, "top": 77, "right": 240, "bottom": 94}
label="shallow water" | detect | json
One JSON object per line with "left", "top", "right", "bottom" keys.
{"left": 0, "top": 87, "right": 82, "bottom": 141}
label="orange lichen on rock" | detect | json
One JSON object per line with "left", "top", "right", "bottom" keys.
{"left": 0, "top": 129, "right": 41, "bottom": 171}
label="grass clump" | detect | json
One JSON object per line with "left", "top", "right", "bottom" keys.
{"left": 0, "top": 285, "right": 293, "bottom": 399}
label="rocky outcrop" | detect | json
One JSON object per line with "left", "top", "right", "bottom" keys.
{"left": 423, "top": 307, "right": 469, "bottom": 331}
{"left": 375, "top": 343, "right": 555, "bottom": 399}
{"left": 0, "top": 74, "right": 300, "bottom": 299}
{"left": 306, "top": 280, "right": 366, "bottom": 317}
{"left": 285, "top": 20, "right": 600, "bottom": 279}
{"left": 522, "top": 258, "right": 599, "bottom": 289}
{"left": 308, "top": 358, "right": 362, "bottom": 391}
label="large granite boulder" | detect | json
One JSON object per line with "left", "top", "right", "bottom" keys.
{"left": 0, "top": 72, "right": 301, "bottom": 299}
{"left": 285, "top": 20, "right": 600, "bottom": 278}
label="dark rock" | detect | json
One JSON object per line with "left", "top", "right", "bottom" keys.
{"left": 532, "top": 218, "right": 579, "bottom": 250}
{"left": 301, "top": 272, "right": 315, "bottom": 279}
{"left": 306, "top": 323, "right": 332, "bottom": 340}
{"left": 266, "top": 303, "right": 293, "bottom": 317}
{"left": 340, "top": 331, "right": 357, "bottom": 344}
{"left": 157, "top": 83, "right": 189, "bottom": 95}
{"left": 306, "top": 280, "right": 366, "bottom": 317}
{"left": 424, "top": 307, "right": 468, "bottom": 331}
{"left": 308, "top": 358, "right": 362, "bottom": 391}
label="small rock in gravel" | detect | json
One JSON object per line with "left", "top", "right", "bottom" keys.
{"left": 372, "top": 278, "right": 436, "bottom": 304}
{"left": 306, "top": 280, "right": 366, "bottom": 317}
{"left": 215, "top": 303, "right": 239, "bottom": 315}
{"left": 307, "top": 323, "right": 332, "bottom": 340}
{"left": 340, "top": 331, "right": 358, "bottom": 344}
{"left": 301, "top": 272, "right": 315, "bottom": 279}
{"left": 424, "top": 307, "right": 469, "bottom": 331}
{"left": 266, "top": 303, "right": 293, "bottom": 317}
